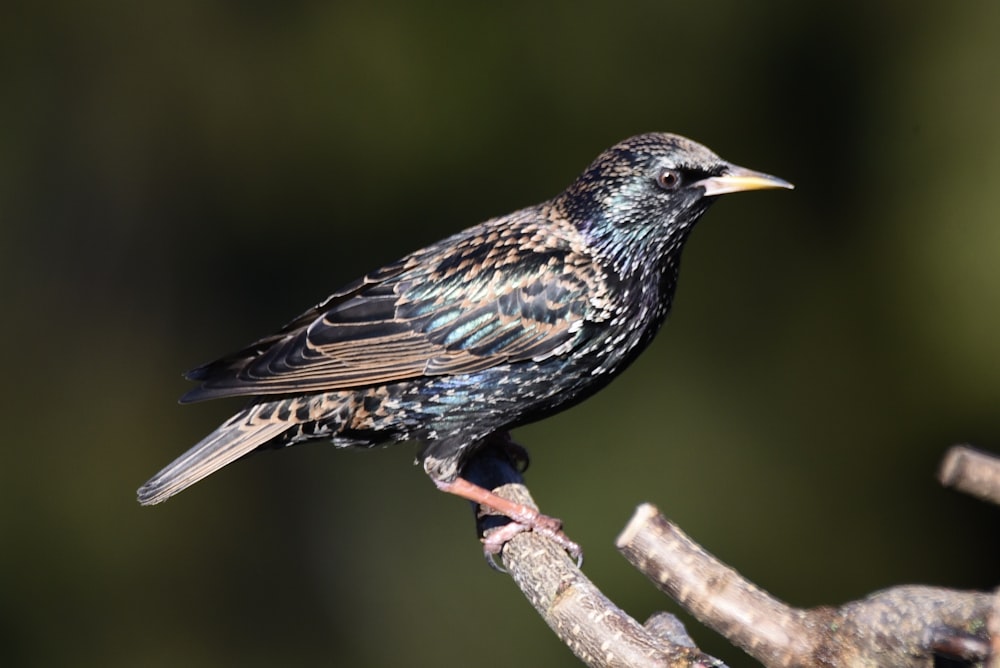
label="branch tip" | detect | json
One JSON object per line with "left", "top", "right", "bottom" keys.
{"left": 616, "top": 503, "right": 660, "bottom": 548}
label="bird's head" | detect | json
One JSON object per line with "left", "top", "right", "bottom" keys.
{"left": 556, "top": 132, "right": 792, "bottom": 277}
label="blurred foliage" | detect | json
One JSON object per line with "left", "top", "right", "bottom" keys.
{"left": 2, "top": 1, "right": 999, "bottom": 666}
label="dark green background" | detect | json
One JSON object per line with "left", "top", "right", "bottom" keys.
{"left": 3, "top": 2, "right": 998, "bottom": 666}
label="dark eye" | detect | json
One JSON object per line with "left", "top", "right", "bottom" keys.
{"left": 656, "top": 169, "right": 681, "bottom": 190}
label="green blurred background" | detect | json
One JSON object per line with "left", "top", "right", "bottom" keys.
{"left": 3, "top": 2, "right": 999, "bottom": 666}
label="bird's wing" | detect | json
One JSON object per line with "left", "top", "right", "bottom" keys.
{"left": 181, "top": 225, "right": 597, "bottom": 402}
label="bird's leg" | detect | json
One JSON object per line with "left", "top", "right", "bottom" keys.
{"left": 493, "top": 434, "right": 531, "bottom": 473}
{"left": 422, "top": 433, "right": 581, "bottom": 565}
{"left": 433, "top": 475, "right": 582, "bottom": 563}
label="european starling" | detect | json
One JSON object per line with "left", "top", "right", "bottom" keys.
{"left": 138, "top": 133, "right": 791, "bottom": 555}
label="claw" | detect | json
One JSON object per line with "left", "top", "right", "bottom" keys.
{"left": 517, "top": 511, "right": 583, "bottom": 564}
{"left": 436, "top": 475, "right": 584, "bottom": 565}
{"left": 480, "top": 511, "right": 583, "bottom": 568}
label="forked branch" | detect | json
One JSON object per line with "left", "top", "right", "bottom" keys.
{"left": 462, "top": 443, "right": 999, "bottom": 667}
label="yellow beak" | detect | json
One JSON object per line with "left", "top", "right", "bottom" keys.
{"left": 695, "top": 164, "right": 794, "bottom": 196}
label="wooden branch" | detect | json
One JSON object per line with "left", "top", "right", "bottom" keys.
{"left": 462, "top": 445, "right": 724, "bottom": 668}
{"left": 616, "top": 504, "right": 812, "bottom": 664}
{"left": 462, "top": 444, "right": 998, "bottom": 667}
{"left": 617, "top": 504, "right": 993, "bottom": 667}
{"left": 989, "top": 587, "right": 1000, "bottom": 668}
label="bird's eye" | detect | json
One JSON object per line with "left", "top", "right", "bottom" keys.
{"left": 656, "top": 169, "right": 682, "bottom": 191}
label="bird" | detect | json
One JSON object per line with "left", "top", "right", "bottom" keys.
{"left": 138, "top": 132, "right": 792, "bottom": 556}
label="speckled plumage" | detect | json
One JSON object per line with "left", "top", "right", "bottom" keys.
{"left": 138, "top": 133, "right": 790, "bottom": 509}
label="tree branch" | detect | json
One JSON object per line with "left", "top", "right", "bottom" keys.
{"left": 989, "top": 587, "right": 1000, "bottom": 668}
{"left": 617, "top": 505, "right": 993, "bottom": 667}
{"left": 461, "top": 444, "right": 999, "bottom": 667}
{"left": 462, "top": 445, "right": 724, "bottom": 668}
{"left": 616, "top": 504, "right": 813, "bottom": 664}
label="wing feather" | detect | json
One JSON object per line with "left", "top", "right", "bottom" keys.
{"left": 181, "top": 219, "right": 599, "bottom": 402}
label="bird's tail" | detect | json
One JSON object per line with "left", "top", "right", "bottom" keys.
{"left": 137, "top": 406, "right": 291, "bottom": 506}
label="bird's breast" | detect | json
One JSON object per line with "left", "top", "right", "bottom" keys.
{"left": 571, "top": 269, "right": 671, "bottom": 380}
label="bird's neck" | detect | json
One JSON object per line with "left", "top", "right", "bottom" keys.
{"left": 547, "top": 196, "right": 690, "bottom": 328}
{"left": 631, "top": 251, "right": 682, "bottom": 331}
{"left": 594, "top": 227, "right": 688, "bottom": 315}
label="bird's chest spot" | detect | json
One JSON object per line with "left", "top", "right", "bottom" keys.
{"left": 583, "top": 283, "right": 668, "bottom": 376}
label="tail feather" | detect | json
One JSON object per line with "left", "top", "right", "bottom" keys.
{"left": 137, "top": 408, "right": 290, "bottom": 506}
